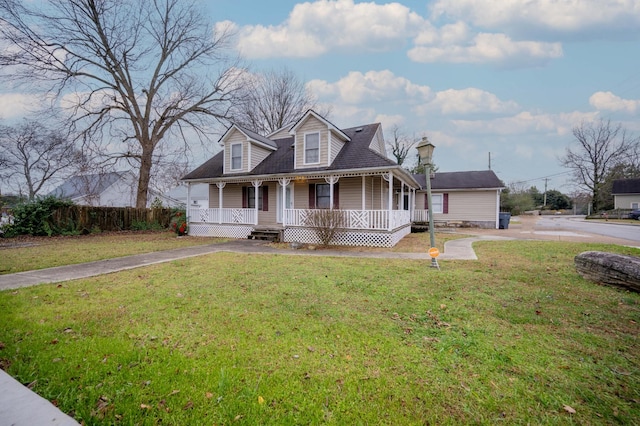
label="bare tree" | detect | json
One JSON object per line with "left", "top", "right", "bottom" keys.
{"left": 386, "top": 125, "right": 417, "bottom": 165}
{"left": 231, "top": 68, "right": 327, "bottom": 135}
{"left": 0, "top": 120, "right": 81, "bottom": 199}
{"left": 0, "top": 0, "right": 243, "bottom": 207}
{"left": 560, "top": 119, "right": 639, "bottom": 212}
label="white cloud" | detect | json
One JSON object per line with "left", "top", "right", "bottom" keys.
{"left": 307, "top": 70, "right": 432, "bottom": 104}
{"left": 430, "top": 0, "right": 640, "bottom": 39}
{"left": 0, "top": 93, "right": 47, "bottom": 119}
{"left": 451, "top": 111, "right": 599, "bottom": 136}
{"left": 421, "top": 88, "right": 520, "bottom": 115}
{"left": 232, "top": 0, "right": 424, "bottom": 58}
{"left": 589, "top": 91, "right": 640, "bottom": 114}
{"left": 409, "top": 28, "right": 563, "bottom": 66}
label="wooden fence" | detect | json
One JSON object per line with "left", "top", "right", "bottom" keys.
{"left": 50, "top": 206, "right": 175, "bottom": 232}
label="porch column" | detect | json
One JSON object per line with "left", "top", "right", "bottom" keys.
{"left": 252, "top": 180, "right": 262, "bottom": 225}
{"left": 382, "top": 172, "right": 393, "bottom": 231}
{"left": 279, "top": 178, "right": 291, "bottom": 227}
{"left": 325, "top": 176, "right": 339, "bottom": 210}
{"left": 216, "top": 182, "right": 226, "bottom": 224}
{"left": 361, "top": 176, "right": 366, "bottom": 210}
{"left": 400, "top": 182, "right": 405, "bottom": 210}
{"left": 187, "top": 182, "right": 191, "bottom": 223}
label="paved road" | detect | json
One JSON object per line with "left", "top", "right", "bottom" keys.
{"left": 536, "top": 215, "right": 640, "bottom": 243}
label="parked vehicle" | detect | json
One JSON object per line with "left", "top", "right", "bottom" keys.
{"left": 628, "top": 209, "right": 640, "bottom": 220}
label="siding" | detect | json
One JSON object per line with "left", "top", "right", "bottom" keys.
{"left": 294, "top": 116, "right": 329, "bottom": 169}
{"left": 209, "top": 185, "right": 218, "bottom": 208}
{"left": 293, "top": 181, "right": 309, "bottom": 208}
{"left": 368, "top": 126, "right": 387, "bottom": 157}
{"left": 224, "top": 184, "right": 244, "bottom": 208}
{"left": 250, "top": 144, "right": 271, "bottom": 170}
{"left": 258, "top": 182, "right": 277, "bottom": 226}
{"left": 269, "top": 128, "right": 291, "bottom": 140}
{"left": 615, "top": 194, "right": 640, "bottom": 209}
{"left": 338, "top": 177, "right": 361, "bottom": 210}
{"left": 330, "top": 133, "right": 346, "bottom": 164}
{"left": 223, "top": 129, "right": 248, "bottom": 174}
{"left": 416, "top": 190, "right": 498, "bottom": 222}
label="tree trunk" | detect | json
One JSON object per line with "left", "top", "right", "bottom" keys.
{"left": 575, "top": 251, "right": 640, "bottom": 293}
{"left": 136, "top": 147, "right": 153, "bottom": 208}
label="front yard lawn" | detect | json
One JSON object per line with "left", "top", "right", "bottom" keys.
{"left": 0, "top": 241, "right": 638, "bottom": 424}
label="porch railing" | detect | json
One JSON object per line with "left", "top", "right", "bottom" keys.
{"left": 189, "top": 208, "right": 257, "bottom": 225}
{"left": 284, "top": 209, "right": 411, "bottom": 231}
{"left": 412, "top": 209, "right": 430, "bottom": 222}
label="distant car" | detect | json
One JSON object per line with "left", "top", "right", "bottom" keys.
{"left": 629, "top": 209, "right": 640, "bottom": 220}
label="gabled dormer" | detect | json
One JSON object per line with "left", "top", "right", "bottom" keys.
{"left": 289, "top": 110, "right": 351, "bottom": 170}
{"left": 369, "top": 125, "right": 387, "bottom": 158}
{"left": 220, "top": 124, "right": 277, "bottom": 174}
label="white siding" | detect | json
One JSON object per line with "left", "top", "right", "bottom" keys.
{"left": 330, "top": 133, "right": 346, "bottom": 164}
{"left": 368, "top": 126, "right": 387, "bottom": 158}
{"left": 269, "top": 128, "right": 291, "bottom": 140}
{"left": 338, "top": 178, "right": 361, "bottom": 210}
{"left": 416, "top": 190, "right": 498, "bottom": 222}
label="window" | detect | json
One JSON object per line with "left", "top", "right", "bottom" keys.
{"left": 243, "top": 186, "right": 268, "bottom": 211}
{"left": 430, "top": 194, "right": 443, "bottom": 214}
{"left": 231, "top": 143, "right": 242, "bottom": 170}
{"left": 304, "top": 133, "right": 320, "bottom": 164}
{"left": 316, "top": 183, "right": 330, "bottom": 209}
{"left": 633, "top": 203, "right": 639, "bottom": 209}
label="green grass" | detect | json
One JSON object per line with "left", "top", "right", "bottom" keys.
{"left": 0, "top": 232, "right": 224, "bottom": 274}
{"left": 0, "top": 241, "right": 639, "bottom": 424}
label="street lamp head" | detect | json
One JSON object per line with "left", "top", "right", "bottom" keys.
{"left": 416, "top": 136, "right": 435, "bottom": 164}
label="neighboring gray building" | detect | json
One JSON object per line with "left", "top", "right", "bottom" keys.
{"left": 612, "top": 178, "right": 640, "bottom": 210}
{"left": 49, "top": 171, "right": 138, "bottom": 207}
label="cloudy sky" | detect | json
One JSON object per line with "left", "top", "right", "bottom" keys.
{"left": 1, "top": 0, "right": 639, "bottom": 193}
{"left": 207, "top": 0, "right": 640, "bottom": 192}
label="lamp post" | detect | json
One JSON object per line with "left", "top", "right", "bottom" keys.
{"left": 416, "top": 137, "right": 438, "bottom": 268}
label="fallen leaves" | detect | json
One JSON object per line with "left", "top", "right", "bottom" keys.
{"left": 563, "top": 405, "right": 576, "bottom": 414}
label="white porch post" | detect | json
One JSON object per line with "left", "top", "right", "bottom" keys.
{"left": 216, "top": 182, "right": 226, "bottom": 224}
{"left": 325, "top": 176, "right": 339, "bottom": 210}
{"left": 361, "top": 176, "right": 366, "bottom": 210}
{"left": 252, "top": 180, "right": 262, "bottom": 225}
{"left": 383, "top": 172, "right": 393, "bottom": 231}
{"left": 279, "top": 178, "right": 291, "bottom": 226}
{"left": 401, "top": 182, "right": 405, "bottom": 210}
{"left": 186, "top": 183, "right": 191, "bottom": 223}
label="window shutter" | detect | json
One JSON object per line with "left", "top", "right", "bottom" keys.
{"left": 424, "top": 193, "right": 429, "bottom": 210}
{"left": 309, "top": 184, "right": 316, "bottom": 209}
{"left": 242, "top": 187, "right": 247, "bottom": 208}
{"left": 262, "top": 186, "right": 269, "bottom": 211}
{"left": 333, "top": 182, "right": 340, "bottom": 209}
{"left": 443, "top": 193, "right": 449, "bottom": 214}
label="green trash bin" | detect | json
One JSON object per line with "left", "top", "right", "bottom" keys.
{"left": 499, "top": 213, "right": 511, "bottom": 229}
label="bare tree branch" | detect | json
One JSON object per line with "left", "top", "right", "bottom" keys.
{"left": 560, "top": 119, "right": 639, "bottom": 212}
{"left": 0, "top": 0, "right": 243, "bottom": 207}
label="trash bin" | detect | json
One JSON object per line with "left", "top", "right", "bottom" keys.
{"left": 499, "top": 212, "right": 511, "bottom": 229}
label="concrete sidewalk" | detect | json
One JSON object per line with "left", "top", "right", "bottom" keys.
{"left": 0, "top": 235, "right": 508, "bottom": 425}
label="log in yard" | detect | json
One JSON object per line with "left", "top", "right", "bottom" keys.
{"left": 575, "top": 251, "right": 640, "bottom": 292}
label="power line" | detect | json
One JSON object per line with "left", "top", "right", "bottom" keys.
{"left": 509, "top": 170, "right": 572, "bottom": 186}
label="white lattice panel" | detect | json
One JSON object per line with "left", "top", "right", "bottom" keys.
{"left": 189, "top": 224, "right": 252, "bottom": 239}
{"left": 283, "top": 225, "right": 411, "bottom": 248}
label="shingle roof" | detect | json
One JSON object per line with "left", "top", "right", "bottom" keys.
{"left": 412, "top": 170, "right": 504, "bottom": 191}
{"left": 182, "top": 122, "right": 397, "bottom": 180}
{"left": 49, "top": 171, "right": 128, "bottom": 199}
{"left": 612, "top": 178, "right": 640, "bottom": 194}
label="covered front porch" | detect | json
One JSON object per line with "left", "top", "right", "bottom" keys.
{"left": 186, "top": 170, "right": 421, "bottom": 247}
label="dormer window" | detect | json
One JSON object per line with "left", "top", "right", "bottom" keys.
{"left": 231, "top": 143, "right": 242, "bottom": 170}
{"left": 304, "top": 133, "right": 320, "bottom": 164}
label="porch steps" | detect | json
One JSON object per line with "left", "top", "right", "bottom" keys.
{"left": 248, "top": 228, "right": 282, "bottom": 242}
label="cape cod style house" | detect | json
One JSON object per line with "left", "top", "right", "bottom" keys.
{"left": 182, "top": 110, "right": 422, "bottom": 247}
{"left": 182, "top": 110, "right": 504, "bottom": 247}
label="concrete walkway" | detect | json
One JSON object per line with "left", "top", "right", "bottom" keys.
{"left": 0, "top": 235, "right": 509, "bottom": 425}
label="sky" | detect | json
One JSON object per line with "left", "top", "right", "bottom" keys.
{"left": 2, "top": 0, "right": 640, "bottom": 194}
{"left": 204, "top": 0, "right": 640, "bottom": 192}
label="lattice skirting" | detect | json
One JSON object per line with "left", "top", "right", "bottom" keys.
{"left": 189, "top": 223, "right": 253, "bottom": 239}
{"left": 284, "top": 225, "right": 411, "bottom": 248}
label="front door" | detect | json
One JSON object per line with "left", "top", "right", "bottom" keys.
{"left": 277, "top": 184, "right": 293, "bottom": 223}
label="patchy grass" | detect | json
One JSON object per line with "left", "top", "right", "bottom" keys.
{"left": 0, "top": 232, "right": 224, "bottom": 274}
{"left": 0, "top": 241, "right": 638, "bottom": 424}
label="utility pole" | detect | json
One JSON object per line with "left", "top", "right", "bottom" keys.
{"left": 543, "top": 178, "right": 549, "bottom": 207}
{"left": 488, "top": 152, "right": 491, "bottom": 170}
